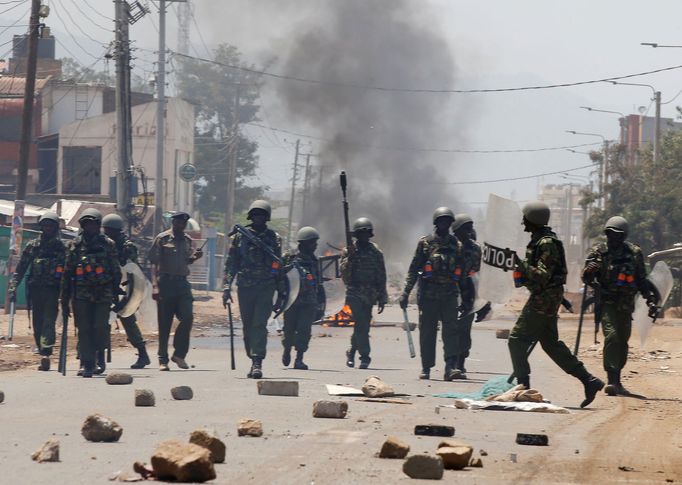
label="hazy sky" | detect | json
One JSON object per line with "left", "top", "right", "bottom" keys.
{"left": 3, "top": 0, "right": 682, "bottom": 212}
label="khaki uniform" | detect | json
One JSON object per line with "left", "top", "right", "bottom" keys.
{"left": 148, "top": 229, "right": 196, "bottom": 364}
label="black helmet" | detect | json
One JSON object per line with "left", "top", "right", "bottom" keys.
{"left": 247, "top": 200, "right": 272, "bottom": 221}
{"left": 297, "top": 226, "right": 320, "bottom": 242}
{"left": 170, "top": 211, "right": 190, "bottom": 221}
{"left": 433, "top": 206, "right": 455, "bottom": 225}
{"left": 102, "top": 213, "right": 124, "bottom": 230}
{"left": 38, "top": 211, "right": 60, "bottom": 225}
{"left": 452, "top": 213, "right": 473, "bottom": 231}
{"left": 352, "top": 217, "right": 374, "bottom": 236}
{"left": 522, "top": 201, "right": 550, "bottom": 226}
{"left": 78, "top": 208, "right": 102, "bottom": 224}
{"left": 604, "top": 216, "right": 628, "bottom": 235}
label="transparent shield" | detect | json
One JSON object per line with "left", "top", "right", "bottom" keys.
{"left": 633, "top": 261, "right": 674, "bottom": 348}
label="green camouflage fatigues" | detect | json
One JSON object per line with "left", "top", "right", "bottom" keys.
{"left": 148, "top": 229, "right": 196, "bottom": 364}
{"left": 583, "top": 241, "right": 652, "bottom": 372}
{"left": 111, "top": 233, "right": 144, "bottom": 347}
{"left": 509, "top": 227, "right": 589, "bottom": 381}
{"left": 11, "top": 236, "right": 66, "bottom": 356}
{"left": 340, "top": 241, "right": 388, "bottom": 359}
{"left": 402, "top": 233, "right": 466, "bottom": 369}
{"left": 224, "top": 225, "right": 282, "bottom": 359}
{"left": 282, "top": 248, "right": 326, "bottom": 353}
{"left": 454, "top": 238, "right": 482, "bottom": 361}
{"left": 61, "top": 234, "right": 121, "bottom": 367}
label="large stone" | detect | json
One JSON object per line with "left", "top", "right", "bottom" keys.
{"left": 362, "top": 376, "right": 395, "bottom": 398}
{"left": 496, "top": 329, "right": 510, "bottom": 339}
{"left": 312, "top": 400, "right": 348, "bottom": 418}
{"left": 171, "top": 386, "right": 194, "bottom": 401}
{"left": 105, "top": 373, "right": 133, "bottom": 385}
{"left": 402, "top": 454, "right": 444, "bottom": 480}
{"left": 81, "top": 414, "right": 123, "bottom": 442}
{"left": 257, "top": 380, "right": 299, "bottom": 397}
{"left": 189, "top": 428, "right": 226, "bottom": 463}
{"left": 438, "top": 439, "right": 473, "bottom": 451}
{"left": 135, "top": 389, "right": 155, "bottom": 407}
{"left": 151, "top": 440, "right": 216, "bottom": 483}
{"left": 0, "top": 390, "right": 4, "bottom": 403}
{"left": 436, "top": 446, "right": 473, "bottom": 470}
{"left": 237, "top": 419, "right": 263, "bottom": 437}
{"left": 379, "top": 436, "right": 410, "bottom": 459}
{"left": 31, "top": 439, "right": 60, "bottom": 463}
{"left": 469, "top": 457, "right": 483, "bottom": 467}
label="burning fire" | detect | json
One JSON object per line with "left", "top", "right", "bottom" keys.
{"left": 321, "top": 304, "right": 355, "bottom": 327}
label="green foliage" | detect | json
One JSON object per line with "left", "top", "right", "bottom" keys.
{"left": 584, "top": 132, "right": 682, "bottom": 255}
{"left": 175, "top": 44, "right": 265, "bottom": 218}
{"left": 60, "top": 58, "right": 114, "bottom": 84}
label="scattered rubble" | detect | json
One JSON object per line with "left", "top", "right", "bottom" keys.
{"left": 105, "top": 373, "right": 134, "bottom": 385}
{"left": 134, "top": 389, "right": 155, "bottom": 407}
{"left": 486, "top": 385, "right": 544, "bottom": 402}
{"left": 133, "top": 461, "right": 155, "bottom": 479}
{"left": 257, "top": 381, "right": 299, "bottom": 397}
{"left": 362, "top": 376, "right": 395, "bottom": 398}
{"left": 414, "top": 425, "right": 455, "bottom": 437}
{"left": 469, "top": 457, "right": 483, "bottom": 467}
{"left": 403, "top": 454, "right": 444, "bottom": 480}
{"left": 31, "top": 439, "right": 60, "bottom": 463}
{"left": 379, "top": 436, "right": 410, "bottom": 459}
{"left": 437, "top": 446, "right": 473, "bottom": 470}
{"left": 189, "top": 428, "right": 226, "bottom": 463}
{"left": 312, "top": 400, "right": 348, "bottom": 418}
{"left": 0, "top": 390, "right": 4, "bottom": 403}
{"left": 237, "top": 419, "right": 263, "bottom": 437}
{"left": 171, "top": 386, "right": 194, "bottom": 401}
{"left": 151, "top": 440, "right": 216, "bottom": 483}
{"left": 496, "top": 329, "right": 510, "bottom": 339}
{"left": 81, "top": 414, "right": 123, "bottom": 442}
{"left": 516, "top": 433, "right": 549, "bottom": 446}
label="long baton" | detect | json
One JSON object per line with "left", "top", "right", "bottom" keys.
{"left": 58, "top": 307, "right": 68, "bottom": 376}
{"left": 573, "top": 283, "right": 588, "bottom": 356}
{"left": 227, "top": 302, "right": 236, "bottom": 370}
{"left": 7, "top": 296, "right": 15, "bottom": 340}
{"left": 401, "top": 308, "right": 416, "bottom": 358}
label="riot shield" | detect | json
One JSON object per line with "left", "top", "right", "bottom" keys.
{"left": 632, "top": 261, "right": 674, "bottom": 348}
{"left": 273, "top": 266, "right": 301, "bottom": 315}
{"left": 117, "top": 262, "right": 146, "bottom": 318}
{"left": 477, "top": 194, "right": 526, "bottom": 304}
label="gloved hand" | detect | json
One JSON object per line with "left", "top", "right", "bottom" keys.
{"left": 647, "top": 301, "right": 660, "bottom": 320}
{"left": 7, "top": 284, "right": 16, "bottom": 300}
{"left": 398, "top": 292, "right": 409, "bottom": 310}
{"left": 222, "top": 287, "right": 232, "bottom": 308}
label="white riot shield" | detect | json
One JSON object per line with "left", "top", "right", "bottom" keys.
{"left": 136, "top": 279, "right": 158, "bottom": 332}
{"left": 118, "top": 262, "right": 146, "bottom": 318}
{"left": 477, "top": 194, "right": 526, "bottom": 304}
{"left": 273, "top": 266, "right": 301, "bottom": 314}
{"left": 632, "top": 261, "right": 674, "bottom": 348}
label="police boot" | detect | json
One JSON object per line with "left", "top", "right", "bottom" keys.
{"left": 293, "top": 351, "right": 308, "bottom": 370}
{"left": 453, "top": 355, "right": 467, "bottom": 380}
{"left": 614, "top": 370, "right": 630, "bottom": 395}
{"left": 444, "top": 358, "right": 461, "bottom": 381}
{"left": 39, "top": 355, "right": 50, "bottom": 371}
{"left": 604, "top": 370, "right": 619, "bottom": 396}
{"left": 77, "top": 364, "right": 84, "bottom": 377}
{"left": 517, "top": 375, "right": 530, "bottom": 389}
{"left": 457, "top": 355, "right": 468, "bottom": 374}
{"left": 345, "top": 348, "right": 355, "bottom": 368}
{"left": 251, "top": 357, "right": 263, "bottom": 379}
{"left": 94, "top": 350, "right": 106, "bottom": 375}
{"left": 282, "top": 346, "right": 292, "bottom": 367}
{"left": 130, "top": 343, "right": 151, "bottom": 369}
{"left": 359, "top": 356, "right": 371, "bottom": 370}
{"left": 419, "top": 368, "right": 430, "bottom": 380}
{"left": 82, "top": 361, "right": 95, "bottom": 378}
{"left": 579, "top": 374, "right": 605, "bottom": 408}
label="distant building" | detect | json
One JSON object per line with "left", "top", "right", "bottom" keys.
{"left": 538, "top": 183, "right": 588, "bottom": 261}
{"left": 621, "top": 114, "right": 682, "bottom": 164}
{"left": 8, "top": 29, "right": 63, "bottom": 78}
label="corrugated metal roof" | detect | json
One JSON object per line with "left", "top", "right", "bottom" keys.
{"left": 0, "top": 76, "right": 50, "bottom": 96}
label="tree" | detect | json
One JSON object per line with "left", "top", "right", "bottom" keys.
{"left": 60, "top": 57, "right": 114, "bottom": 84}
{"left": 175, "top": 44, "right": 265, "bottom": 223}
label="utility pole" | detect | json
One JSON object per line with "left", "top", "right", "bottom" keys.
{"left": 602, "top": 140, "right": 609, "bottom": 211}
{"left": 285, "top": 140, "right": 301, "bottom": 248}
{"left": 115, "top": 0, "right": 133, "bottom": 227}
{"left": 153, "top": 0, "right": 167, "bottom": 236}
{"left": 223, "top": 84, "right": 240, "bottom": 253}
{"left": 653, "top": 90, "right": 661, "bottom": 164}
{"left": 300, "top": 153, "right": 312, "bottom": 222}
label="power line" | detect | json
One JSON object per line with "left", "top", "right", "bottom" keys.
{"left": 172, "top": 51, "right": 682, "bottom": 95}
{"left": 0, "top": 5, "right": 29, "bottom": 38}
{"left": 0, "top": 0, "right": 26, "bottom": 16}
{"left": 64, "top": 0, "right": 112, "bottom": 33}
{"left": 436, "top": 163, "right": 596, "bottom": 185}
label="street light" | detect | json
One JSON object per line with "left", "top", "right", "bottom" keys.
{"left": 609, "top": 81, "right": 661, "bottom": 164}
{"left": 566, "top": 130, "right": 609, "bottom": 210}
{"left": 579, "top": 106, "right": 625, "bottom": 118}
{"left": 641, "top": 42, "right": 682, "bottom": 48}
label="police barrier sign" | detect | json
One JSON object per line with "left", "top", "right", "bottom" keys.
{"left": 482, "top": 242, "right": 517, "bottom": 272}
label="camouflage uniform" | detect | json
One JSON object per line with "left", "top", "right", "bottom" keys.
{"left": 282, "top": 249, "right": 325, "bottom": 353}
{"left": 454, "top": 238, "right": 481, "bottom": 365}
{"left": 148, "top": 229, "right": 196, "bottom": 364}
{"left": 583, "top": 242, "right": 652, "bottom": 373}
{"left": 111, "top": 233, "right": 144, "bottom": 347}
{"left": 340, "top": 242, "right": 388, "bottom": 361}
{"left": 61, "top": 234, "right": 121, "bottom": 369}
{"left": 11, "top": 236, "right": 66, "bottom": 356}
{"left": 224, "top": 225, "right": 282, "bottom": 359}
{"left": 402, "top": 234, "right": 466, "bottom": 371}
{"left": 508, "top": 227, "right": 590, "bottom": 382}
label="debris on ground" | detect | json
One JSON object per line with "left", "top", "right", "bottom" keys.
{"left": 189, "top": 428, "right": 226, "bottom": 463}
{"left": 313, "top": 400, "right": 348, "bottom": 418}
{"left": 414, "top": 425, "right": 455, "bottom": 437}
{"left": 170, "top": 386, "right": 194, "bottom": 401}
{"left": 433, "top": 376, "right": 515, "bottom": 400}
{"left": 403, "top": 454, "right": 444, "bottom": 480}
{"left": 516, "top": 433, "right": 549, "bottom": 446}
{"left": 31, "top": 439, "right": 60, "bottom": 463}
{"left": 496, "top": 329, "right": 510, "bottom": 339}
{"left": 134, "top": 389, "right": 155, "bottom": 407}
{"left": 151, "top": 440, "right": 216, "bottom": 483}
{"left": 355, "top": 398, "right": 412, "bottom": 405}
{"left": 81, "top": 414, "right": 123, "bottom": 442}
{"left": 486, "top": 385, "right": 544, "bottom": 403}
{"left": 452, "top": 399, "right": 569, "bottom": 414}
{"left": 378, "top": 436, "right": 410, "bottom": 459}
{"left": 105, "top": 373, "right": 134, "bottom": 385}
{"left": 132, "top": 461, "right": 155, "bottom": 479}
{"left": 237, "top": 419, "right": 263, "bottom": 437}
{"left": 361, "top": 375, "right": 395, "bottom": 398}
{"left": 0, "top": 390, "right": 4, "bottom": 403}
{"left": 618, "top": 465, "right": 635, "bottom": 472}
{"left": 257, "top": 380, "right": 299, "bottom": 397}
{"left": 469, "top": 457, "right": 483, "bottom": 467}
{"left": 326, "top": 384, "right": 364, "bottom": 396}
{"left": 437, "top": 445, "right": 473, "bottom": 470}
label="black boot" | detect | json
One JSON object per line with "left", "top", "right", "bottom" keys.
{"left": 82, "top": 361, "right": 95, "bottom": 378}
{"left": 251, "top": 357, "right": 263, "bottom": 379}
{"left": 614, "top": 370, "right": 630, "bottom": 395}
{"left": 293, "top": 351, "right": 308, "bottom": 370}
{"left": 94, "top": 350, "right": 106, "bottom": 375}
{"left": 580, "top": 374, "right": 605, "bottom": 408}
{"left": 419, "top": 368, "right": 430, "bottom": 380}
{"left": 604, "top": 370, "right": 618, "bottom": 396}
{"left": 345, "top": 348, "right": 355, "bottom": 368}
{"left": 39, "top": 355, "right": 50, "bottom": 371}
{"left": 457, "top": 355, "right": 467, "bottom": 374}
{"left": 444, "top": 358, "right": 461, "bottom": 381}
{"left": 282, "top": 346, "right": 292, "bottom": 367}
{"left": 517, "top": 375, "right": 530, "bottom": 389}
{"left": 131, "top": 343, "right": 151, "bottom": 369}
{"left": 359, "top": 356, "right": 371, "bottom": 370}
